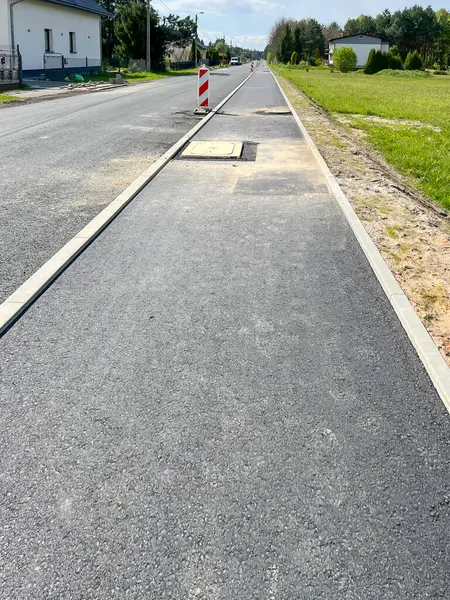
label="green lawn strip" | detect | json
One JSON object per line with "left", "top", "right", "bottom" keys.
{"left": 0, "top": 94, "right": 21, "bottom": 103}
{"left": 76, "top": 69, "right": 198, "bottom": 84}
{"left": 275, "top": 67, "right": 450, "bottom": 210}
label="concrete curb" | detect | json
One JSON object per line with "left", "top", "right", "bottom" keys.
{"left": 0, "top": 68, "right": 256, "bottom": 336}
{"left": 271, "top": 70, "right": 450, "bottom": 415}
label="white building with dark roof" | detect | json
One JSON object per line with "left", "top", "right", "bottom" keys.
{"left": 328, "top": 34, "right": 390, "bottom": 69}
{"left": 0, "top": 0, "right": 109, "bottom": 76}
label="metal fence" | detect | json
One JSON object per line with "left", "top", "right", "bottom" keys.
{"left": 42, "top": 53, "right": 101, "bottom": 80}
{"left": 167, "top": 60, "right": 214, "bottom": 70}
{"left": 0, "top": 47, "right": 22, "bottom": 90}
{"left": 169, "top": 61, "right": 195, "bottom": 71}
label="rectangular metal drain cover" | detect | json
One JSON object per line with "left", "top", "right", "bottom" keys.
{"left": 181, "top": 141, "right": 243, "bottom": 159}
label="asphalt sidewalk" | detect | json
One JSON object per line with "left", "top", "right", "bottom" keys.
{"left": 1, "top": 68, "right": 450, "bottom": 599}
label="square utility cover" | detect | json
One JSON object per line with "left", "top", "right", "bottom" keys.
{"left": 182, "top": 141, "right": 243, "bottom": 159}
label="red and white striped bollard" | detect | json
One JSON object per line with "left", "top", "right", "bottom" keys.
{"left": 198, "top": 65, "right": 210, "bottom": 109}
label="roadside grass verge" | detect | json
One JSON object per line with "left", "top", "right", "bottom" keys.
{"left": 274, "top": 66, "right": 450, "bottom": 209}
{"left": 0, "top": 93, "right": 21, "bottom": 103}
{"left": 77, "top": 69, "right": 198, "bottom": 84}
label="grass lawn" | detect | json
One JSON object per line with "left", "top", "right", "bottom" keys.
{"left": 275, "top": 67, "right": 450, "bottom": 209}
{"left": 0, "top": 93, "right": 21, "bottom": 103}
{"left": 78, "top": 69, "right": 197, "bottom": 84}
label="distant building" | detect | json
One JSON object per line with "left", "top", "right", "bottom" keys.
{"left": 167, "top": 39, "right": 207, "bottom": 63}
{"left": 0, "top": 0, "right": 109, "bottom": 77}
{"left": 328, "top": 34, "right": 390, "bottom": 69}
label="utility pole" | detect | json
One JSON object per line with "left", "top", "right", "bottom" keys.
{"left": 146, "top": 0, "right": 151, "bottom": 71}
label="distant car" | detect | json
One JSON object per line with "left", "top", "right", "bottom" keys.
{"left": 230, "top": 57, "right": 241, "bottom": 66}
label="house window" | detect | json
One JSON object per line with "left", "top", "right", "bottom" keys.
{"left": 69, "top": 32, "right": 76, "bottom": 53}
{"left": 44, "top": 29, "right": 53, "bottom": 52}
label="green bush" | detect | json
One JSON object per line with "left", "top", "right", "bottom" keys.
{"left": 364, "top": 49, "right": 390, "bottom": 74}
{"left": 333, "top": 47, "right": 357, "bottom": 73}
{"left": 433, "top": 70, "right": 449, "bottom": 75}
{"left": 404, "top": 50, "right": 424, "bottom": 71}
{"left": 388, "top": 53, "right": 403, "bottom": 70}
{"left": 364, "top": 49, "right": 376, "bottom": 74}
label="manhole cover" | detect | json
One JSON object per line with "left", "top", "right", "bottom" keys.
{"left": 181, "top": 141, "right": 243, "bottom": 159}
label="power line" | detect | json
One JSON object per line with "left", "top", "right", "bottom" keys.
{"left": 154, "top": 0, "right": 177, "bottom": 15}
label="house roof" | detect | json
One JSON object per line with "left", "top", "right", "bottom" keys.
{"left": 43, "top": 0, "right": 110, "bottom": 17}
{"left": 329, "top": 33, "right": 390, "bottom": 44}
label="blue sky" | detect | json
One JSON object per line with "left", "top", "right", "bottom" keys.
{"left": 153, "top": 0, "right": 447, "bottom": 50}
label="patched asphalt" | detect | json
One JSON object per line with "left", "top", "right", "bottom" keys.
{"left": 1, "top": 68, "right": 449, "bottom": 599}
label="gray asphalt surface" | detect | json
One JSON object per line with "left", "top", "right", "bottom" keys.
{"left": 0, "top": 65, "right": 250, "bottom": 303}
{"left": 1, "top": 68, "right": 450, "bottom": 599}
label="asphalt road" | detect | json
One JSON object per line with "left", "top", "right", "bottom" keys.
{"left": 0, "top": 65, "right": 250, "bottom": 303}
{"left": 1, "top": 68, "right": 449, "bottom": 598}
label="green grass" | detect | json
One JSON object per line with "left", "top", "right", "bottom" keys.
{"left": 374, "top": 69, "right": 431, "bottom": 78}
{"left": 275, "top": 66, "right": 450, "bottom": 209}
{"left": 0, "top": 93, "right": 21, "bottom": 103}
{"left": 77, "top": 69, "right": 198, "bottom": 84}
{"left": 386, "top": 225, "right": 402, "bottom": 239}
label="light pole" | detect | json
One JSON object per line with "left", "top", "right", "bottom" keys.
{"left": 194, "top": 12, "right": 204, "bottom": 68}
{"left": 146, "top": 0, "right": 151, "bottom": 71}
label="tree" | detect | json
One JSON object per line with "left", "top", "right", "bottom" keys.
{"left": 333, "top": 46, "right": 357, "bottom": 72}
{"left": 388, "top": 50, "right": 403, "bottom": 70}
{"left": 322, "top": 21, "right": 343, "bottom": 43}
{"left": 115, "top": 1, "right": 153, "bottom": 62}
{"left": 163, "top": 15, "right": 196, "bottom": 49}
{"left": 269, "top": 7, "right": 450, "bottom": 72}
{"left": 435, "top": 9, "right": 450, "bottom": 67}
{"left": 364, "top": 49, "right": 389, "bottom": 74}
{"left": 364, "top": 48, "right": 377, "bottom": 74}
{"left": 269, "top": 19, "right": 295, "bottom": 55}
{"left": 114, "top": 1, "right": 195, "bottom": 68}
{"left": 375, "top": 9, "right": 392, "bottom": 38}
{"left": 300, "top": 18, "right": 324, "bottom": 58}
{"left": 344, "top": 14, "right": 376, "bottom": 35}
{"left": 189, "top": 39, "right": 201, "bottom": 62}
{"left": 293, "top": 26, "right": 302, "bottom": 59}
{"left": 404, "top": 49, "right": 424, "bottom": 70}
{"left": 207, "top": 47, "right": 220, "bottom": 65}
{"left": 99, "top": 0, "right": 117, "bottom": 61}
{"left": 279, "top": 24, "right": 294, "bottom": 63}
{"left": 290, "top": 51, "right": 298, "bottom": 65}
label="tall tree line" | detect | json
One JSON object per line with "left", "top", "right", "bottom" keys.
{"left": 98, "top": 0, "right": 197, "bottom": 66}
{"left": 268, "top": 18, "right": 325, "bottom": 63}
{"left": 268, "top": 5, "right": 450, "bottom": 67}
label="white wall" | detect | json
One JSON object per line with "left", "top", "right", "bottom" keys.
{"left": 330, "top": 38, "right": 389, "bottom": 67}
{"left": 0, "top": 0, "right": 11, "bottom": 48}
{"left": 13, "top": 0, "right": 101, "bottom": 70}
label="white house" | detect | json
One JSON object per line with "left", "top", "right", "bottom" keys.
{"left": 0, "top": 0, "right": 109, "bottom": 77}
{"left": 328, "top": 34, "right": 390, "bottom": 69}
